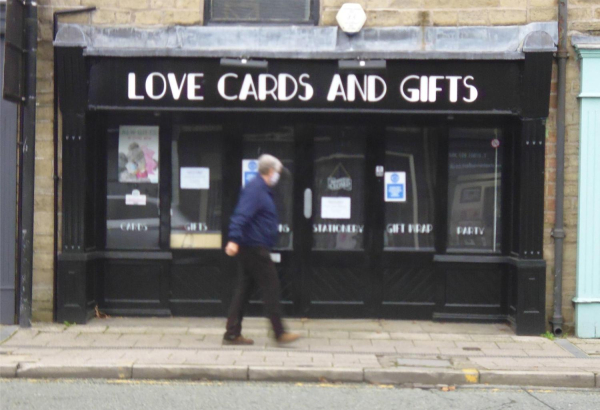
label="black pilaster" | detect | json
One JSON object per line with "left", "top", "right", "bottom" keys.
{"left": 55, "top": 46, "right": 95, "bottom": 323}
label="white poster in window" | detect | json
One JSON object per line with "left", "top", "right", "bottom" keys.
{"left": 180, "top": 167, "right": 210, "bottom": 190}
{"left": 242, "top": 159, "right": 259, "bottom": 187}
{"left": 118, "top": 126, "right": 160, "bottom": 184}
{"left": 384, "top": 172, "right": 406, "bottom": 202}
{"left": 321, "top": 197, "right": 351, "bottom": 219}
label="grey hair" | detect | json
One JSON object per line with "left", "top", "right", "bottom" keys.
{"left": 258, "top": 154, "right": 282, "bottom": 175}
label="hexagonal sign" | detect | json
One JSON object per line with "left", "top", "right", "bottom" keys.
{"left": 336, "top": 3, "right": 367, "bottom": 35}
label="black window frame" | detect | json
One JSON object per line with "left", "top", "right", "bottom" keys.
{"left": 204, "top": 0, "right": 320, "bottom": 26}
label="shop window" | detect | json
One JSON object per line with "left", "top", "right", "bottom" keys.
{"left": 170, "top": 126, "right": 223, "bottom": 249}
{"left": 447, "top": 128, "right": 503, "bottom": 253}
{"left": 384, "top": 127, "right": 438, "bottom": 251}
{"left": 206, "top": 0, "right": 317, "bottom": 24}
{"left": 312, "top": 127, "right": 365, "bottom": 251}
{"left": 242, "top": 126, "right": 295, "bottom": 250}
{"left": 106, "top": 126, "right": 161, "bottom": 250}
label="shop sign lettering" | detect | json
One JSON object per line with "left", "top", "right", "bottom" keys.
{"left": 456, "top": 226, "right": 486, "bottom": 235}
{"left": 127, "top": 72, "right": 479, "bottom": 105}
{"left": 387, "top": 224, "right": 433, "bottom": 234}
{"left": 186, "top": 223, "right": 208, "bottom": 232}
{"left": 120, "top": 222, "right": 148, "bottom": 231}
{"left": 313, "top": 224, "right": 364, "bottom": 233}
{"left": 399, "top": 75, "right": 478, "bottom": 103}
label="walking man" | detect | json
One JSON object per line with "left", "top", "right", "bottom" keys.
{"left": 223, "top": 154, "right": 300, "bottom": 345}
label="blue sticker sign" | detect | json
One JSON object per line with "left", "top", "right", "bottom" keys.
{"left": 384, "top": 172, "right": 406, "bottom": 202}
{"left": 242, "top": 159, "right": 259, "bottom": 187}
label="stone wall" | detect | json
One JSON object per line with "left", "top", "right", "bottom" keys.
{"left": 32, "top": 0, "right": 600, "bottom": 329}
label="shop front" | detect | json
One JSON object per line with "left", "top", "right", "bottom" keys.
{"left": 54, "top": 23, "right": 556, "bottom": 335}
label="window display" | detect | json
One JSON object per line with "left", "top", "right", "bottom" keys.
{"left": 447, "top": 128, "right": 503, "bottom": 253}
{"left": 106, "top": 126, "right": 161, "bottom": 250}
{"left": 170, "top": 125, "right": 223, "bottom": 249}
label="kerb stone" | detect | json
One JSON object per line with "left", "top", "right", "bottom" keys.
{"left": 249, "top": 366, "right": 363, "bottom": 383}
{"left": 0, "top": 363, "right": 18, "bottom": 378}
{"left": 17, "top": 363, "right": 132, "bottom": 379}
{"left": 479, "top": 370, "right": 596, "bottom": 388}
{"left": 364, "top": 367, "right": 479, "bottom": 385}
{"left": 132, "top": 364, "right": 248, "bottom": 381}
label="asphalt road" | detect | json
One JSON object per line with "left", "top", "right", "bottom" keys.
{"left": 1, "top": 379, "right": 599, "bottom": 410}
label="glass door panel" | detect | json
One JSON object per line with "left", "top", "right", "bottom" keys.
{"left": 242, "top": 126, "right": 295, "bottom": 251}
{"left": 383, "top": 127, "right": 438, "bottom": 251}
{"left": 312, "top": 126, "right": 366, "bottom": 251}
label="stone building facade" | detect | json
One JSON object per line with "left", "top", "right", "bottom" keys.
{"left": 31, "top": 0, "right": 600, "bottom": 333}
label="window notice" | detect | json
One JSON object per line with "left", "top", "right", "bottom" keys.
{"left": 384, "top": 172, "right": 406, "bottom": 202}
{"left": 180, "top": 167, "right": 210, "bottom": 190}
{"left": 321, "top": 197, "right": 351, "bottom": 219}
{"left": 242, "top": 159, "right": 259, "bottom": 187}
{"left": 125, "top": 189, "right": 147, "bottom": 206}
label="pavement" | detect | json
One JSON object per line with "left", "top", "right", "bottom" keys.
{"left": 1, "top": 317, "right": 599, "bottom": 388}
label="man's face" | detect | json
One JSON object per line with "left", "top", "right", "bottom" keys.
{"left": 266, "top": 167, "right": 282, "bottom": 186}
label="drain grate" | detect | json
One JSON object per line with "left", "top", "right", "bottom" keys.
{"left": 462, "top": 347, "right": 482, "bottom": 351}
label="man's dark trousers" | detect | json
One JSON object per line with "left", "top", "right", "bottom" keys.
{"left": 225, "top": 246, "right": 285, "bottom": 340}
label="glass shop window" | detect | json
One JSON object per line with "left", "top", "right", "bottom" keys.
{"left": 242, "top": 126, "right": 295, "bottom": 250}
{"left": 447, "top": 128, "right": 503, "bottom": 253}
{"left": 170, "top": 126, "right": 223, "bottom": 249}
{"left": 106, "top": 126, "right": 161, "bottom": 250}
{"left": 207, "top": 0, "right": 317, "bottom": 24}
{"left": 384, "top": 127, "right": 438, "bottom": 251}
{"left": 312, "top": 126, "right": 365, "bottom": 251}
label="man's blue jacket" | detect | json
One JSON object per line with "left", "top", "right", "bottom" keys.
{"left": 228, "top": 176, "right": 278, "bottom": 249}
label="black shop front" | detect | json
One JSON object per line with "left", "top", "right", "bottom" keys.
{"left": 54, "top": 24, "right": 556, "bottom": 335}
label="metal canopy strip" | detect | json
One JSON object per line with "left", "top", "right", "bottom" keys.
{"left": 54, "top": 22, "right": 557, "bottom": 60}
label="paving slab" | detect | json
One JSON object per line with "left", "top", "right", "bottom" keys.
{"left": 249, "top": 366, "right": 363, "bottom": 383}
{"left": 479, "top": 370, "right": 596, "bottom": 388}
{"left": 132, "top": 364, "right": 248, "bottom": 380}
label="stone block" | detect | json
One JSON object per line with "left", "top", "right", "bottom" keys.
{"left": 164, "top": 10, "right": 202, "bottom": 25}
{"left": 249, "top": 366, "right": 363, "bottom": 383}
{"left": 457, "top": 10, "right": 488, "bottom": 26}
{"left": 365, "top": 367, "right": 479, "bottom": 385}
{"left": 132, "top": 364, "right": 248, "bottom": 380}
{"left": 432, "top": 11, "right": 458, "bottom": 26}
{"left": 366, "top": 10, "right": 421, "bottom": 27}
{"left": 529, "top": 7, "right": 558, "bottom": 22}
{"left": 151, "top": 0, "right": 176, "bottom": 7}
{"left": 529, "top": 0, "right": 557, "bottom": 6}
{"left": 17, "top": 363, "right": 132, "bottom": 379}
{"left": 479, "top": 370, "right": 595, "bottom": 388}
{"left": 568, "top": 7, "right": 592, "bottom": 21}
{"left": 0, "top": 364, "right": 18, "bottom": 378}
{"left": 120, "top": 0, "right": 150, "bottom": 10}
{"left": 176, "top": 0, "right": 202, "bottom": 8}
{"left": 489, "top": 9, "right": 527, "bottom": 25}
{"left": 423, "top": 0, "right": 499, "bottom": 8}
{"left": 133, "top": 10, "right": 164, "bottom": 25}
